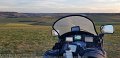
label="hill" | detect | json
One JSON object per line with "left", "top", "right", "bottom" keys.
{"left": 0, "top": 12, "right": 120, "bottom": 26}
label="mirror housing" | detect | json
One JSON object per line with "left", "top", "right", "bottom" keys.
{"left": 101, "top": 25, "right": 114, "bottom": 34}
{"left": 52, "top": 30, "right": 59, "bottom": 36}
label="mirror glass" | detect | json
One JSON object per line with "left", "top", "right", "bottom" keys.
{"left": 101, "top": 25, "right": 114, "bottom": 34}
{"left": 52, "top": 30, "right": 59, "bottom": 36}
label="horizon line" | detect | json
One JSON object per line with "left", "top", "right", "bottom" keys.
{"left": 0, "top": 11, "right": 120, "bottom": 14}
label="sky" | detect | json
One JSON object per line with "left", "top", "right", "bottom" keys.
{"left": 0, "top": 0, "right": 120, "bottom": 13}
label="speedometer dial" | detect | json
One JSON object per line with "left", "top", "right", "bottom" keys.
{"left": 85, "top": 37, "right": 93, "bottom": 42}
{"left": 66, "top": 37, "right": 73, "bottom": 42}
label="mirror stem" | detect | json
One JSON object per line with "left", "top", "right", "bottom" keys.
{"left": 99, "top": 33, "right": 104, "bottom": 39}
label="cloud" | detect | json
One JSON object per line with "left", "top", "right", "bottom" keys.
{"left": 0, "top": 0, "right": 120, "bottom": 13}
{"left": 92, "top": 0, "right": 120, "bottom": 2}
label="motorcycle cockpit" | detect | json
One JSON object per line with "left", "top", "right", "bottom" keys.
{"left": 59, "top": 29, "right": 99, "bottom": 48}
{"left": 44, "top": 15, "right": 114, "bottom": 58}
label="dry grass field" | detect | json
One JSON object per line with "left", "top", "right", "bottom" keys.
{"left": 0, "top": 23, "right": 119, "bottom": 58}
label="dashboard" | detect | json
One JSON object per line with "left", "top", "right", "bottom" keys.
{"left": 65, "top": 34, "right": 94, "bottom": 43}
{"left": 59, "top": 31, "right": 100, "bottom": 48}
{"left": 60, "top": 31, "right": 95, "bottom": 42}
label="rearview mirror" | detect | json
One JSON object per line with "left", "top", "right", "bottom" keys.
{"left": 101, "top": 25, "right": 114, "bottom": 34}
{"left": 52, "top": 30, "right": 59, "bottom": 36}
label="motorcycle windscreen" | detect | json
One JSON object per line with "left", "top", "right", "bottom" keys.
{"left": 53, "top": 16, "right": 98, "bottom": 36}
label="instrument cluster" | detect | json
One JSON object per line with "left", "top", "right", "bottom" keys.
{"left": 65, "top": 35, "right": 94, "bottom": 43}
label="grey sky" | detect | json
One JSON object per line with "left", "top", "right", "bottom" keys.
{"left": 0, "top": 0, "right": 120, "bottom": 13}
